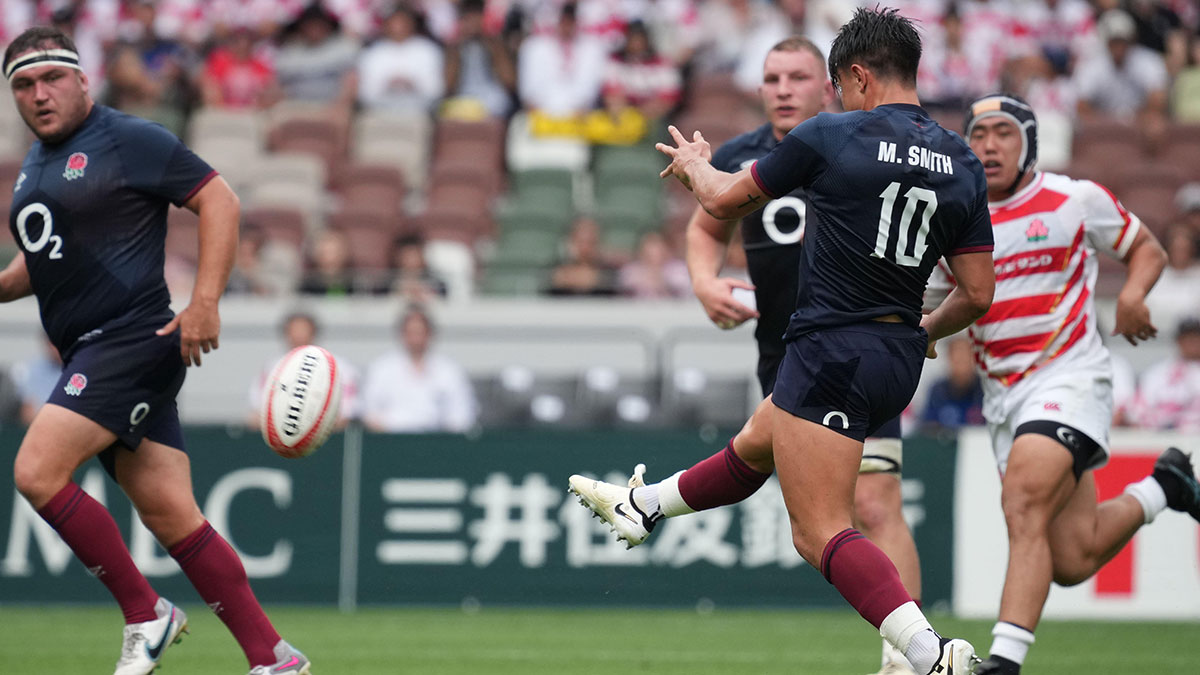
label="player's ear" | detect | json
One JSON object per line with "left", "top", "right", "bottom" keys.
{"left": 849, "top": 64, "right": 868, "bottom": 93}
{"left": 77, "top": 70, "right": 89, "bottom": 94}
{"left": 821, "top": 78, "right": 836, "bottom": 107}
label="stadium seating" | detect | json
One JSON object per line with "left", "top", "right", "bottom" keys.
{"left": 480, "top": 263, "right": 546, "bottom": 296}
{"left": 328, "top": 209, "right": 402, "bottom": 272}
{"left": 242, "top": 206, "right": 307, "bottom": 249}
{"left": 505, "top": 112, "right": 590, "bottom": 173}
{"left": 354, "top": 110, "right": 432, "bottom": 193}
{"left": 433, "top": 118, "right": 506, "bottom": 172}
{"left": 166, "top": 207, "right": 200, "bottom": 265}
{"left": 491, "top": 228, "right": 561, "bottom": 267}
{"left": 187, "top": 107, "right": 264, "bottom": 150}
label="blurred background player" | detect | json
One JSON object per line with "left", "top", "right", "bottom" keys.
{"left": 934, "top": 93, "right": 1199, "bottom": 675}
{"left": 682, "top": 34, "right": 923, "bottom": 675}
{"left": 0, "top": 27, "right": 309, "bottom": 675}
{"left": 573, "top": 9, "right": 995, "bottom": 674}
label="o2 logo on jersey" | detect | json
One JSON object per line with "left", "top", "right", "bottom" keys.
{"left": 762, "top": 196, "right": 806, "bottom": 245}
{"left": 15, "top": 202, "right": 64, "bottom": 260}
{"left": 63, "top": 152, "right": 88, "bottom": 181}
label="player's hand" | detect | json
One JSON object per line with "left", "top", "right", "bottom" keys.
{"left": 157, "top": 298, "right": 221, "bottom": 367}
{"left": 1113, "top": 291, "right": 1156, "bottom": 346}
{"left": 694, "top": 276, "right": 758, "bottom": 329}
{"left": 925, "top": 338, "right": 939, "bottom": 359}
{"left": 656, "top": 125, "right": 712, "bottom": 189}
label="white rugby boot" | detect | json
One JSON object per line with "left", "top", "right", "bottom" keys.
{"left": 568, "top": 463, "right": 658, "bottom": 548}
{"left": 113, "top": 597, "right": 188, "bottom": 675}
{"left": 925, "top": 637, "right": 981, "bottom": 675}
{"left": 869, "top": 638, "right": 918, "bottom": 674}
{"left": 248, "top": 640, "right": 312, "bottom": 675}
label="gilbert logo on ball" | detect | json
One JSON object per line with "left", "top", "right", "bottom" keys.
{"left": 261, "top": 345, "right": 342, "bottom": 458}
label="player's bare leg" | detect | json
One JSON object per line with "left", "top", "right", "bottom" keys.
{"left": 13, "top": 403, "right": 119, "bottom": 509}
{"left": 980, "top": 443, "right": 1185, "bottom": 675}
{"left": 117, "top": 439, "right": 306, "bottom": 673}
{"left": 856, "top": 471, "right": 921, "bottom": 674}
{"left": 1046, "top": 471, "right": 1144, "bottom": 586}
{"left": 986, "top": 434, "right": 1077, "bottom": 674}
{"left": 13, "top": 404, "right": 180, "bottom": 674}
{"left": 772, "top": 407, "right": 975, "bottom": 675}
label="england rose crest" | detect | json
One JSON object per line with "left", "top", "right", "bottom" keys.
{"left": 63, "top": 152, "right": 88, "bottom": 181}
{"left": 64, "top": 373, "right": 88, "bottom": 396}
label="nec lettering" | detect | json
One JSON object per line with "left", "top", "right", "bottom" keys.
{"left": 872, "top": 182, "right": 937, "bottom": 267}
{"left": 761, "top": 196, "right": 806, "bottom": 245}
{"left": 15, "top": 202, "right": 63, "bottom": 260}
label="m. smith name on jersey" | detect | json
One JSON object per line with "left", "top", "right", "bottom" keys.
{"left": 876, "top": 140, "right": 954, "bottom": 175}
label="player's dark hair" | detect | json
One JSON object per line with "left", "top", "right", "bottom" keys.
{"left": 827, "top": 7, "right": 921, "bottom": 90}
{"left": 3, "top": 26, "right": 78, "bottom": 74}
{"left": 768, "top": 36, "right": 826, "bottom": 69}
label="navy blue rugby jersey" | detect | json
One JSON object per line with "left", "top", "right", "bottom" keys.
{"left": 10, "top": 105, "right": 216, "bottom": 353}
{"left": 711, "top": 123, "right": 806, "bottom": 359}
{"left": 750, "top": 103, "right": 992, "bottom": 338}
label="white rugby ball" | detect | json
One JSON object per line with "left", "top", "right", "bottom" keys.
{"left": 261, "top": 345, "right": 342, "bottom": 458}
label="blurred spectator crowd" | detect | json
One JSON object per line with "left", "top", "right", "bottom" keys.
{"left": 0, "top": 0, "right": 1198, "bottom": 307}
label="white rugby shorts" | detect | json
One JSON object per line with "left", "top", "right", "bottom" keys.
{"left": 987, "top": 370, "right": 1112, "bottom": 476}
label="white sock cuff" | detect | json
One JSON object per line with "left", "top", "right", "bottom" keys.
{"left": 990, "top": 622, "right": 1035, "bottom": 664}
{"left": 657, "top": 471, "right": 694, "bottom": 517}
{"left": 991, "top": 621, "right": 1034, "bottom": 643}
{"left": 1124, "top": 476, "right": 1167, "bottom": 525}
{"left": 878, "top": 601, "right": 931, "bottom": 653}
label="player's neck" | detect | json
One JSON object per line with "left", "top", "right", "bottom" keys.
{"left": 989, "top": 170, "right": 1038, "bottom": 203}
{"left": 862, "top": 82, "right": 920, "bottom": 111}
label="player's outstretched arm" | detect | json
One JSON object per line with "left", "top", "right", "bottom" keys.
{"left": 0, "top": 252, "right": 33, "bottom": 303}
{"left": 920, "top": 251, "right": 994, "bottom": 344}
{"left": 658, "top": 125, "right": 768, "bottom": 221}
{"left": 1113, "top": 227, "right": 1167, "bottom": 346}
{"left": 157, "top": 176, "right": 240, "bottom": 367}
{"left": 685, "top": 206, "right": 758, "bottom": 329}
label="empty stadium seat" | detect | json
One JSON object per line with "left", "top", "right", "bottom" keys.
{"left": 505, "top": 112, "right": 589, "bottom": 173}
{"left": 491, "top": 228, "right": 561, "bottom": 267}
{"left": 242, "top": 206, "right": 307, "bottom": 249}
{"left": 411, "top": 202, "right": 494, "bottom": 242}
{"left": 188, "top": 107, "right": 264, "bottom": 149}
{"left": 480, "top": 263, "right": 545, "bottom": 296}
{"left": 354, "top": 110, "right": 432, "bottom": 192}
{"left": 166, "top": 207, "right": 200, "bottom": 264}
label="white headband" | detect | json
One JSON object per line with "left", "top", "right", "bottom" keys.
{"left": 5, "top": 48, "right": 82, "bottom": 80}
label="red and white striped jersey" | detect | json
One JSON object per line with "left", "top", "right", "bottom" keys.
{"left": 927, "top": 171, "right": 1140, "bottom": 398}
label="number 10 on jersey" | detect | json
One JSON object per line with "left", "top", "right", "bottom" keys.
{"left": 873, "top": 181, "right": 937, "bottom": 267}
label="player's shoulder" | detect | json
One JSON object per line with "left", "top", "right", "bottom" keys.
{"left": 1041, "top": 171, "right": 1118, "bottom": 204}
{"left": 96, "top": 105, "right": 183, "bottom": 144}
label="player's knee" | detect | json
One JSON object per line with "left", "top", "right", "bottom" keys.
{"left": 1000, "top": 482, "right": 1054, "bottom": 538}
{"left": 137, "top": 505, "right": 204, "bottom": 548}
{"left": 1052, "top": 550, "right": 1096, "bottom": 586}
{"left": 789, "top": 527, "right": 824, "bottom": 568}
{"left": 12, "top": 451, "right": 63, "bottom": 505}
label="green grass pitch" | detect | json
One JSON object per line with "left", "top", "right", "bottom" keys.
{"left": 1, "top": 605, "right": 1196, "bottom": 673}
